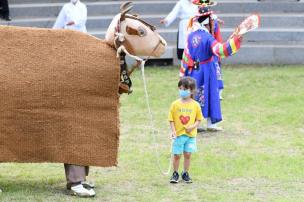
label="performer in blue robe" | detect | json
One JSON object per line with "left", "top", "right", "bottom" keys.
{"left": 180, "top": 3, "right": 242, "bottom": 129}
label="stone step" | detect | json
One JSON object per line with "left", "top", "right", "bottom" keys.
{"left": 1, "top": 13, "right": 303, "bottom": 29}
{"left": 89, "top": 28, "right": 304, "bottom": 43}
{"left": 223, "top": 45, "right": 304, "bottom": 64}
{"left": 8, "top": 0, "right": 256, "bottom": 3}
{"left": 157, "top": 43, "right": 304, "bottom": 64}
{"left": 4, "top": 0, "right": 303, "bottom": 65}
{"left": 8, "top": 1, "right": 304, "bottom": 18}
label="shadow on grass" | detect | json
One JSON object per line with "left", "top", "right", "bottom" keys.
{"left": 0, "top": 177, "right": 66, "bottom": 195}
{"left": 199, "top": 131, "right": 221, "bottom": 139}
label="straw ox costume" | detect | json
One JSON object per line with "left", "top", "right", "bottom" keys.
{"left": 0, "top": 2, "right": 166, "bottom": 168}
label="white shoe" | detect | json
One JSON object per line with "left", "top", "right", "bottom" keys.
{"left": 207, "top": 126, "right": 223, "bottom": 132}
{"left": 219, "top": 90, "right": 223, "bottom": 100}
{"left": 70, "top": 184, "right": 95, "bottom": 197}
{"left": 0, "top": 188, "right": 2, "bottom": 193}
{"left": 82, "top": 181, "right": 95, "bottom": 189}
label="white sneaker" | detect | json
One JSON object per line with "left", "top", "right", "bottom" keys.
{"left": 70, "top": 184, "right": 95, "bottom": 197}
{"left": 207, "top": 126, "right": 223, "bottom": 132}
{"left": 82, "top": 181, "right": 95, "bottom": 189}
{"left": 207, "top": 118, "right": 223, "bottom": 132}
{"left": 219, "top": 90, "right": 223, "bottom": 100}
{"left": 0, "top": 188, "right": 2, "bottom": 193}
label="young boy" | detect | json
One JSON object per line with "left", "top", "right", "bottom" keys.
{"left": 168, "top": 77, "right": 203, "bottom": 183}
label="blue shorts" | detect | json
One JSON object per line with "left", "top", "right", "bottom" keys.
{"left": 172, "top": 135, "right": 197, "bottom": 155}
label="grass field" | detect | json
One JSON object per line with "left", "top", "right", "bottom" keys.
{"left": 0, "top": 65, "right": 304, "bottom": 202}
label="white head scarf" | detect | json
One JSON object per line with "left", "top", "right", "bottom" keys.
{"left": 202, "top": 17, "right": 209, "bottom": 25}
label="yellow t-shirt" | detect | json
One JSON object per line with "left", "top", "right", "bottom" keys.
{"left": 168, "top": 99, "right": 203, "bottom": 137}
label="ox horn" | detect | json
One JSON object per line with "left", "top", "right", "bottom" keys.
{"left": 120, "top": 1, "right": 133, "bottom": 21}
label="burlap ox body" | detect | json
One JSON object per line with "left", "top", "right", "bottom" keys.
{"left": 0, "top": 26, "right": 120, "bottom": 167}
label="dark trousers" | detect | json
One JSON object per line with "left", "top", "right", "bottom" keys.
{"left": 0, "top": 0, "right": 9, "bottom": 17}
{"left": 64, "top": 164, "right": 89, "bottom": 186}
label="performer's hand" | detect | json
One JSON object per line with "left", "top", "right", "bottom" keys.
{"left": 238, "top": 35, "right": 244, "bottom": 43}
{"left": 66, "top": 21, "right": 75, "bottom": 26}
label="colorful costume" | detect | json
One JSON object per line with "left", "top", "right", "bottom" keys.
{"left": 180, "top": 21, "right": 241, "bottom": 123}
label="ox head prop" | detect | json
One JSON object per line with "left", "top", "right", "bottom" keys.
{"left": 105, "top": 2, "right": 167, "bottom": 58}
{"left": 106, "top": 2, "right": 167, "bottom": 94}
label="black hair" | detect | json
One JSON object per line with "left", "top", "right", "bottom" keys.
{"left": 198, "top": 15, "right": 214, "bottom": 35}
{"left": 178, "top": 77, "right": 197, "bottom": 98}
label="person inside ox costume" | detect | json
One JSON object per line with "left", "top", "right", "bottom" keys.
{"left": 53, "top": 0, "right": 95, "bottom": 197}
{"left": 51, "top": 0, "right": 156, "bottom": 196}
{"left": 180, "top": 0, "right": 243, "bottom": 132}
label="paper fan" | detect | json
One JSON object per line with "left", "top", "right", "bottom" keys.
{"left": 234, "top": 14, "right": 261, "bottom": 36}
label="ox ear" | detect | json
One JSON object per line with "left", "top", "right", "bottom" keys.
{"left": 120, "top": 1, "right": 133, "bottom": 21}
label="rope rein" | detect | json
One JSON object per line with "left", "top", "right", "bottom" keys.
{"left": 116, "top": 46, "right": 173, "bottom": 176}
{"left": 140, "top": 61, "right": 173, "bottom": 176}
{"left": 114, "top": 11, "right": 172, "bottom": 174}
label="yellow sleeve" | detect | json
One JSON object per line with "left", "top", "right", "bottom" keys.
{"left": 168, "top": 103, "right": 174, "bottom": 121}
{"left": 196, "top": 103, "right": 203, "bottom": 121}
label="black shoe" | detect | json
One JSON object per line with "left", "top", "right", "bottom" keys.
{"left": 4, "top": 16, "right": 11, "bottom": 21}
{"left": 170, "top": 171, "right": 179, "bottom": 183}
{"left": 181, "top": 171, "right": 192, "bottom": 183}
{"left": 1, "top": 14, "right": 11, "bottom": 21}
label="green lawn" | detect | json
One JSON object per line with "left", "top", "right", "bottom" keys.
{"left": 0, "top": 66, "right": 304, "bottom": 201}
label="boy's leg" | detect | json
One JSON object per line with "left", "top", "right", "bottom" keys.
{"left": 183, "top": 152, "right": 191, "bottom": 172}
{"left": 173, "top": 154, "right": 181, "bottom": 172}
{"left": 182, "top": 152, "right": 193, "bottom": 183}
{"left": 183, "top": 137, "right": 196, "bottom": 172}
{"left": 172, "top": 136, "right": 185, "bottom": 171}
{"left": 171, "top": 136, "right": 186, "bottom": 183}
{"left": 181, "top": 137, "right": 196, "bottom": 183}
{"left": 170, "top": 154, "right": 181, "bottom": 183}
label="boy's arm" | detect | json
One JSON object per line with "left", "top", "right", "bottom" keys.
{"left": 169, "top": 121, "right": 177, "bottom": 139}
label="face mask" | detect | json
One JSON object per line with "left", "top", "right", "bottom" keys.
{"left": 71, "top": 0, "right": 78, "bottom": 4}
{"left": 179, "top": 89, "right": 191, "bottom": 99}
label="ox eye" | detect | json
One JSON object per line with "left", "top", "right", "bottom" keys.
{"left": 138, "top": 27, "right": 147, "bottom": 37}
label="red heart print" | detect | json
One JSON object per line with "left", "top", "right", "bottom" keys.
{"left": 179, "top": 115, "right": 190, "bottom": 125}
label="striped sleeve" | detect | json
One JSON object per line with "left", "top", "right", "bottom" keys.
{"left": 214, "top": 20, "right": 223, "bottom": 43}
{"left": 211, "top": 36, "right": 241, "bottom": 59}
{"left": 180, "top": 43, "right": 194, "bottom": 77}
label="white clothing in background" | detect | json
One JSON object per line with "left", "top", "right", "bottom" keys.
{"left": 53, "top": 1, "right": 87, "bottom": 33}
{"left": 163, "top": 0, "right": 197, "bottom": 49}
